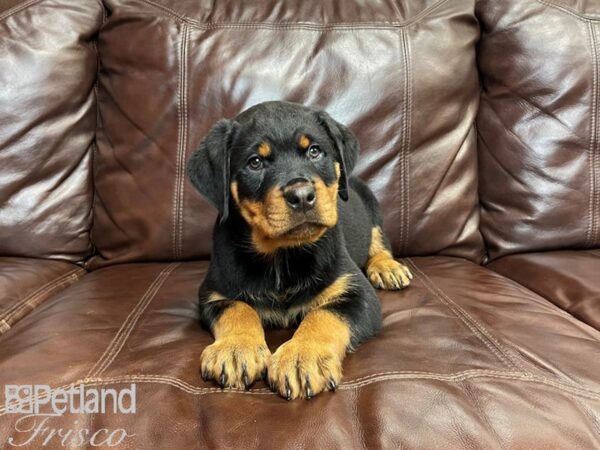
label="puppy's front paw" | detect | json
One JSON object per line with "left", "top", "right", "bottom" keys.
{"left": 367, "top": 257, "right": 412, "bottom": 290}
{"left": 267, "top": 339, "right": 342, "bottom": 400}
{"left": 200, "top": 335, "right": 270, "bottom": 390}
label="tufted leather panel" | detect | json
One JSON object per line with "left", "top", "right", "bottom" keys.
{"left": 0, "top": 0, "right": 104, "bottom": 262}
{"left": 89, "top": 0, "right": 485, "bottom": 267}
{"left": 477, "top": 0, "right": 600, "bottom": 260}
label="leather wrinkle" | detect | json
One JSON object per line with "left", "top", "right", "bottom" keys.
{"left": 489, "top": 79, "right": 589, "bottom": 144}
{"left": 422, "top": 126, "right": 474, "bottom": 220}
{"left": 478, "top": 124, "right": 533, "bottom": 193}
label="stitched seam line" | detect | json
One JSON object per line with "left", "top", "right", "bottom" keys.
{"left": 85, "top": 263, "right": 179, "bottom": 378}
{"left": 0, "top": 0, "right": 43, "bottom": 22}
{"left": 171, "top": 24, "right": 188, "bottom": 259}
{"left": 588, "top": 23, "right": 600, "bottom": 247}
{"left": 0, "top": 269, "right": 84, "bottom": 323}
{"left": 179, "top": 25, "right": 189, "bottom": 259}
{"left": 408, "top": 260, "right": 600, "bottom": 395}
{"left": 1, "top": 271, "right": 85, "bottom": 329}
{"left": 397, "top": 30, "right": 407, "bottom": 253}
{"left": 400, "top": 28, "right": 412, "bottom": 253}
{"left": 2, "top": 370, "right": 600, "bottom": 415}
{"left": 171, "top": 25, "right": 189, "bottom": 260}
{"left": 406, "top": 259, "right": 526, "bottom": 373}
{"left": 140, "top": 0, "right": 450, "bottom": 30}
{"left": 537, "top": 0, "right": 600, "bottom": 22}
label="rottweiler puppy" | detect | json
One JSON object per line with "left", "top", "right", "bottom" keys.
{"left": 187, "top": 101, "right": 412, "bottom": 400}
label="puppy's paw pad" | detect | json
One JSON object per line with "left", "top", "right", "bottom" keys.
{"left": 267, "top": 339, "right": 342, "bottom": 400}
{"left": 367, "top": 258, "right": 412, "bottom": 290}
{"left": 200, "top": 336, "right": 270, "bottom": 390}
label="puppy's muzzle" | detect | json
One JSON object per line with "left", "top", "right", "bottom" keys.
{"left": 283, "top": 178, "right": 316, "bottom": 213}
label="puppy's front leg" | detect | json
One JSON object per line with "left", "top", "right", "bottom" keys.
{"left": 200, "top": 300, "right": 270, "bottom": 390}
{"left": 268, "top": 271, "right": 381, "bottom": 400}
{"left": 268, "top": 308, "right": 351, "bottom": 400}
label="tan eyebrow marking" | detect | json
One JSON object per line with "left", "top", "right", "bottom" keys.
{"left": 258, "top": 142, "right": 271, "bottom": 158}
{"left": 299, "top": 134, "right": 310, "bottom": 150}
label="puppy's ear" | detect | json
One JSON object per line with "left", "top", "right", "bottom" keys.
{"left": 186, "top": 119, "right": 238, "bottom": 223}
{"left": 317, "top": 111, "right": 359, "bottom": 201}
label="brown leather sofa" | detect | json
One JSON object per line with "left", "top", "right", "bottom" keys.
{"left": 1, "top": 0, "right": 599, "bottom": 448}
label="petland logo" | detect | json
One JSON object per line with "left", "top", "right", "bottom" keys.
{"left": 5, "top": 384, "right": 136, "bottom": 415}
{"left": 4, "top": 384, "right": 136, "bottom": 447}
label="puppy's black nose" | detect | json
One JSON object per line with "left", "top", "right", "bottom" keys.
{"left": 283, "top": 180, "right": 316, "bottom": 212}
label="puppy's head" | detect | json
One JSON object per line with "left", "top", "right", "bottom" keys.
{"left": 187, "top": 101, "right": 359, "bottom": 253}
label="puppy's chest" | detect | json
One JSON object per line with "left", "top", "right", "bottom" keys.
{"left": 240, "top": 282, "right": 319, "bottom": 328}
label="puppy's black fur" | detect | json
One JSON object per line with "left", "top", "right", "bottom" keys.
{"left": 187, "top": 101, "right": 411, "bottom": 400}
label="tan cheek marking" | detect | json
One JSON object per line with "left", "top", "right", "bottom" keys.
{"left": 334, "top": 161, "right": 341, "bottom": 179}
{"left": 230, "top": 182, "right": 240, "bottom": 205}
{"left": 258, "top": 142, "right": 271, "bottom": 158}
{"left": 299, "top": 134, "right": 310, "bottom": 150}
{"left": 314, "top": 177, "right": 339, "bottom": 228}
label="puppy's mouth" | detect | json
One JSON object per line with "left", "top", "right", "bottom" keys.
{"left": 275, "top": 221, "right": 328, "bottom": 239}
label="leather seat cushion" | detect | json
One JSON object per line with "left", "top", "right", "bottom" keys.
{"left": 488, "top": 250, "right": 600, "bottom": 330}
{"left": 1, "top": 257, "right": 598, "bottom": 447}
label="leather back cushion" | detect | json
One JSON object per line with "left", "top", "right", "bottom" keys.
{"left": 477, "top": 0, "right": 600, "bottom": 260}
{"left": 0, "top": 0, "right": 102, "bottom": 262}
{"left": 90, "top": 0, "right": 484, "bottom": 267}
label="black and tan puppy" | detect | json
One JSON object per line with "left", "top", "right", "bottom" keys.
{"left": 187, "top": 101, "right": 411, "bottom": 400}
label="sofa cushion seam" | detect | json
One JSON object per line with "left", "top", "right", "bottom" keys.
{"left": 3, "top": 370, "right": 599, "bottom": 415}
{"left": 0, "top": 0, "right": 43, "bottom": 22}
{"left": 538, "top": 0, "right": 600, "bottom": 22}
{"left": 139, "top": 0, "right": 450, "bottom": 30}
{"left": 0, "top": 268, "right": 85, "bottom": 325}
{"left": 85, "top": 263, "right": 179, "bottom": 378}
{"left": 171, "top": 25, "right": 189, "bottom": 260}
{"left": 1, "top": 270, "right": 85, "bottom": 327}
{"left": 406, "top": 258, "right": 526, "bottom": 373}
{"left": 401, "top": 28, "right": 412, "bottom": 253}
{"left": 588, "top": 23, "right": 600, "bottom": 247}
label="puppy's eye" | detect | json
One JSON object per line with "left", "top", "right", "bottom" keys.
{"left": 247, "top": 156, "right": 264, "bottom": 171}
{"left": 307, "top": 144, "right": 322, "bottom": 160}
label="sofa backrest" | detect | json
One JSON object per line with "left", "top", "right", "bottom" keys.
{"left": 477, "top": 0, "right": 600, "bottom": 260}
{"left": 88, "top": 0, "right": 485, "bottom": 268}
{"left": 0, "top": 0, "right": 103, "bottom": 262}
